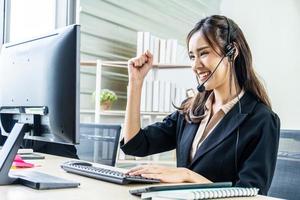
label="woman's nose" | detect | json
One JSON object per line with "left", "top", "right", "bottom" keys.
{"left": 192, "top": 58, "right": 203, "bottom": 71}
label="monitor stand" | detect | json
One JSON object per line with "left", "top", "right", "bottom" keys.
{"left": 0, "top": 122, "right": 79, "bottom": 189}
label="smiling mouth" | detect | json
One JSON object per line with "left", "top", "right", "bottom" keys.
{"left": 199, "top": 71, "right": 211, "bottom": 81}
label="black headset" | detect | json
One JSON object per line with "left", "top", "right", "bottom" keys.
{"left": 196, "top": 16, "right": 236, "bottom": 93}
{"left": 224, "top": 17, "right": 236, "bottom": 60}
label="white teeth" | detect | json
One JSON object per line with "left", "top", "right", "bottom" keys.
{"left": 200, "top": 72, "right": 210, "bottom": 77}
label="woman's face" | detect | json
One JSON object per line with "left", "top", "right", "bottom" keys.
{"left": 188, "top": 31, "right": 231, "bottom": 91}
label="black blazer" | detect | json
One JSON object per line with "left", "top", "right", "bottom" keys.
{"left": 120, "top": 92, "right": 280, "bottom": 195}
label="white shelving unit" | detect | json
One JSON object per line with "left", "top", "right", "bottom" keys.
{"left": 80, "top": 60, "right": 190, "bottom": 121}
{"left": 80, "top": 60, "right": 190, "bottom": 166}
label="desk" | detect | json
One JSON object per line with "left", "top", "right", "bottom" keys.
{"left": 0, "top": 154, "right": 281, "bottom": 200}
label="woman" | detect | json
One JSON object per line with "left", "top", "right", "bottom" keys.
{"left": 120, "top": 15, "right": 280, "bottom": 195}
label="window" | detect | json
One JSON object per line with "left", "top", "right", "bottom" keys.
{"left": 9, "top": 0, "right": 56, "bottom": 42}
{"left": 0, "top": 0, "right": 77, "bottom": 44}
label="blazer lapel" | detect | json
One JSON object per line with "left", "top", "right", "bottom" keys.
{"left": 189, "top": 92, "right": 257, "bottom": 168}
{"left": 179, "top": 122, "right": 199, "bottom": 166}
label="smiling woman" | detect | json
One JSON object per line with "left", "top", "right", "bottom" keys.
{"left": 120, "top": 15, "right": 280, "bottom": 195}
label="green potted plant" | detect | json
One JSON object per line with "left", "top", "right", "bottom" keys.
{"left": 99, "top": 89, "right": 117, "bottom": 110}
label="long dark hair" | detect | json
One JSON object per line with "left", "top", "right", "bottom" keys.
{"left": 179, "top": 15, "right": 271, "bottom": 123}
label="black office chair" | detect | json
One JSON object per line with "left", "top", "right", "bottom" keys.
{"left": 76, "top": 123, "right": 121, "bottom": 166}
{"left": 268, "top": 130, "right": 300, "bottom": 200}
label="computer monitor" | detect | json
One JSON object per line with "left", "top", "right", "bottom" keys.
{"left": 0, "top": 24, "right": 80, "bottom": 188}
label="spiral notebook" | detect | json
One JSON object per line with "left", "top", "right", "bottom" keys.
{"left": 141, "top": 187, "right": 259, "bottom": 200}
{"left": 130, "top": 182, "right": 232, "bottom": 196}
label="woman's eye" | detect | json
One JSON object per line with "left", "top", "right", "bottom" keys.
{"left": 200, "top": 51, "right": 209, "bottom": 57}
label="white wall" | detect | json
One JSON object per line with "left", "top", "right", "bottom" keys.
{"left": 220, "top": 0, "right": 300, "bottom": 129}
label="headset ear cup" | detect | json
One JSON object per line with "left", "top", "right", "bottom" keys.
{"left": 225, "top": 43, "right": 233, "bottom": 56}
{"left": 225, "top": 43, "right": 235, "bottom": 61}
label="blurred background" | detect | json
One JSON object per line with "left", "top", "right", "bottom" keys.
{"left": 2, "top": 0, "right": 299, "bottom": 129}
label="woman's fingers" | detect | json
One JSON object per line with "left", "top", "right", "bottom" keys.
{"left": 126, "top": 164, "right": 153, "bottom": 174}
{"left": 141, "top": 173, "right": 171, "bottom": 183}
{"left": 127, "top": 51, "right": 154, "bottom": 83}
{"left": 131, "top": 167, "right": 162, "bottom": 176}
{"left": 129, "top": 51, "right": 153, "bottom": 68}
{"left": 141, "top": 170, "right": 186, "bottom": 183}
{"left": 129, "top": 168, "right": 151, "bottom": 176}
{"left": 129, "top": 53, "right": 148, "bottom": 68}
{"left": 127, "top": 166, "right": 195, "bottom": 183}
{"left": 141, "top": 173, "right": 160, "bottom": 180}
{"left": 126, "top": 165, "right": 145, "bottom": 174}
{"left": 145, "top": 50, "right": 153, "bottom": 64}
{"left": 128, "top": 166, "right": 150, "bottom": 175}
{"left": 128, "top": 59, "right": 135, "bottom": 68}
{"left": 126, "top": 165, "right": 163, "bottom": 175}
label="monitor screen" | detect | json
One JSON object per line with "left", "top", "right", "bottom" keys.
{"left": 0, "top": 24, "right": 80, "bottom": 145}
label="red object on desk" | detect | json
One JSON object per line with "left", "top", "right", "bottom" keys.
{"left": 12, "top": 155, "right": 35, "bottom": 168}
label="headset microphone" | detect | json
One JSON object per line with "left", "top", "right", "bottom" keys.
{"left": 197, "top": 84, "right": 205, "bottom": 93}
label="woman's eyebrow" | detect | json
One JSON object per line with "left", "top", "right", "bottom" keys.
{"left": 189, "top": 46, "right": 209, "bottom": 55}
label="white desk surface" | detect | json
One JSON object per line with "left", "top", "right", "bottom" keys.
{"left": 0, "top": 154, "right": 281, "bottom": 200}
